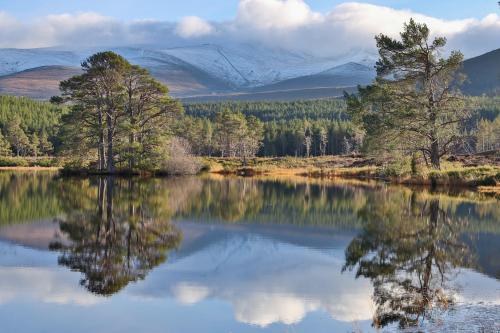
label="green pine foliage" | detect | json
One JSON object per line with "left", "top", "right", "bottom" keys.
{"left": 0, "top": 95, "right": 66, "bottom": 136}
{"left": 184, "top": 99, "right": 347, "bottom": 121}
{"left": 178, "top": 99, "right": 361, "bottom": 157}
{"left": 0, "top": 95, "right": 66, "bottom": 156}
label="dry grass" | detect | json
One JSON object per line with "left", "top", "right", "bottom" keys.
{"left": 0, "top": 166, "right": 60, "bottom": 171}
{"left": 203, "top": 156, "right": 500, "bottom": 188}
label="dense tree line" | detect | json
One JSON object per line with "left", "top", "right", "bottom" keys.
{"left": 175, "top": 115, "right": 362, "bottom": 158}
{"left": 179, "top": 100, "right": 362, "bottom": 157}
{"left": 175, "top": 109, "right": 264, "bottom": 159}
{"left": 0, "top": 95, "right": 62, "bottom": 157}
{"left": 184, "top": 99, "right": 347, "bottom": 121}
{"left": 0, "top": 88, "right": 498, "bottom": 162}
{"left": 475, "top": 116, "right": 500, "bottom": 152}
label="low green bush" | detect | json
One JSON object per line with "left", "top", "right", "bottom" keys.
{"left": 0, "top": 157, "right": 29, "bottom": 167}
{"left": 32, "top": 158, "right": 61, "bottom": 167}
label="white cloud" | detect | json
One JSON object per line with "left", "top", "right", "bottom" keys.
{"left": 235, "top": 0, "right": 322, "bottom": 30}
{"left": 175, "top": 16, "right": 215, "bottom": 38}
{"left": 0, "top": 1, "right": 498, "bottom": 59}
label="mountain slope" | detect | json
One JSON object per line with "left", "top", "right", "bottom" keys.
{"left": 106, "top": 47, "right": 234, "bottom": 96}
{"left": 0, "top": 66, "right": 82, "bottom": 99}
{"left": 461, "top": 48, "right": 500, "bottom": 96}
{"left": 252, "top": 62, "right": 375, "bottom": 93}
{"left": 0, "top": 49, "right": 79, "bottom": 76}
{"left": 0, "top": 45, "right": 496, "bottom": 101}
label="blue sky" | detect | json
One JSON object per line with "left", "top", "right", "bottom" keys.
{"left": 0, "top": 0, "right": 497, "bottom": 21}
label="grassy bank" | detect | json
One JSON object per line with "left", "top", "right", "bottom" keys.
{"left": 0, "top": 156, "right": 62, "bottom": 168}
{"left": 203, "top": 155, "right": 500, "bottom": 188}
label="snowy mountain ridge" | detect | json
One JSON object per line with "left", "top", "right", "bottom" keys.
{"left": 0, "top": 44, "right": 377, "bottom": 88}
{"left": 0, "top": 43, "right": 384, "bottom": 100}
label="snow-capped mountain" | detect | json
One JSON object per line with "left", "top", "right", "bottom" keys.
{"left": 0, "top": 43, "right": 379, "bottom": 100}
{"left": 0, "top": 48, "right": 80, "bottom": 76}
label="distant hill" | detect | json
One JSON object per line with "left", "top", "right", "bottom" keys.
{"left": 0, "top": 44, "right": 376, "bottom": 100}
{"left": 461, "top": 48, "right": 500, "bottom": 96}
{"left": 182, "top": 86, "right": 358, "bottom": 102}
{"left": 0, "top": 45, "right": 496, "bottom": 101}
{"left": 252, "top": 62, "right": 375, "bottom": 93}
{"left": 0, "top": 66, "right": 82, "bottom": 100}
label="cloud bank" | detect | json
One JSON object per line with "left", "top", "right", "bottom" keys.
{"left": 0, "top": 1, "right": 498, "bottom": 58}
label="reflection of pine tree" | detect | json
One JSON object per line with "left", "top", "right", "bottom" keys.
{"left": 50, "top": 177, "right": 182, "bottom": 295}
{"left": 343, "top": 192, "right": 474, "bottom": 329}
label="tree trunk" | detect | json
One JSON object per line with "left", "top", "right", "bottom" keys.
{"left": 106, "top": 112, "right": 114, "bottom": 173}
{"left": 129, "top": 114, "right": 135, "bottom": 170}
{"left": 127, "top": 86, "right": 135, "bottom": 170}
{"left": 98, "top": 109, "right": 105, "bottom": 171}
{"left": 430, "top": 139, "right": 440, "bottom": 170}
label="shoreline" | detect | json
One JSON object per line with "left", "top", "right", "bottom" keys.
{"left": 1, "top": 156, "right": 499, "bottom": 193}
{"left": 0, "top": 166, "right": 61, "bottom": 171}
{"left": 205, "top": 156, "right": 500, "bottom": 190}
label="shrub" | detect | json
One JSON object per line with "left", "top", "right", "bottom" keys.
{"left": 32, "top": 158, "right": 61, "bottom": 167}
{"left": 0, "top": 157, "right": 29, "bottom": 167}
{"left": 381, "top": 157, "right": 412, "bottom": 177}
{"left": 159, "top": 137, "right": 203, "bottom": 175}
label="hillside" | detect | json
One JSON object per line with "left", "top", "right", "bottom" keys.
{"left": 0, "top": 66, "right": 82, "bottom": 100}
{"left": 461, "top": 48, "right": 500, "bottom": 96}
{"left": 0, "top": 44, "right": 375, "bottom": 100}
{"left": 252, "top": 62, "right": 375, "bottom": 93}
{"left": 0, "top": 45, "right": 496, "bottom": 101}
{"left": 182, "top": 86, "right": 358, "bottom": 102}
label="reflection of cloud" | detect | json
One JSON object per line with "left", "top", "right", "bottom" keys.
{"left": 172, "top": 283, "right": 210, "bottom": 305}
{"left": 130, "top": 233, "right": 374, "bottom": 327}
{"left": 232, "top": 293, "right": 318, "bottom": 327}
{"left": 0, "top": 267, "right": 102, "bottom": 306}
{"left": 454, "top": 269, "right": 500, "bottom": 305}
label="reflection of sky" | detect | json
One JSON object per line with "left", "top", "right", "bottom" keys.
{"left": 0, "top": 222, "right": 499, "bottom": 333}
{"left": 130, "top": 222, "right": 375, "bottom": 326}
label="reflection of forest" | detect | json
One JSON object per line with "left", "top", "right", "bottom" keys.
{"left": 0, "top": 171, "right": 61, "bottom": 225}
{"left": 1, "top": 172, "right": 500, "bottom": 232}
{"left": 1, "top": 172, "right": 499, "bottom": 298}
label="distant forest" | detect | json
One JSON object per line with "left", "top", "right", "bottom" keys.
{"left": 0, "top": 95, "right": 499, "bottom": 161}
{"left": 182, "top": 99, "right": 359, "bottom": 156}
{"left": 180, "top": 97, "right": 500, "bottom": 157}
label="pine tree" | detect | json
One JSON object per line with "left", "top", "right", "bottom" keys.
{"left": 346, "top": 19, "right": 470, "bottom": 169}
{"left": 59, "top": 51, "right": 181, "bottom": 172}
{"left": 303, "top": 125, "right": 312, "bottom": 158}
{"left": 0, "top": 131, "right": 11, "bottom": 156}
{"left": 30, "top": 133, "right": 40, "bottom": 158}
{"left": 319, "top": 127, "right": 328, "bottom": 156}
{"left": 39, "top": 131, "right": 54, "bottom": 156}
{"left": 5, "top": 117, "right": 30, "bottom": 156}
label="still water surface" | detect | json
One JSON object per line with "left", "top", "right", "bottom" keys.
{"left": 0, "top": 172, "right": 499, "bottom": 332}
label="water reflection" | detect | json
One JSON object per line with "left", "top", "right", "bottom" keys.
{"left": 0, "top": 172, "right": 498, "bottom": 332}
{"left": 49, "top": 177, "right": 182, "bottom": 295}
{"left": 343, "top": 191, "right": 476, "bottom": 328}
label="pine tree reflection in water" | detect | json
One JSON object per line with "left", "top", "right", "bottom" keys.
{"left": 343, "top": 191, "right": 475, "bottom": 329}
{"left": 50, "top": 177, "right": 182, "bottom": 295}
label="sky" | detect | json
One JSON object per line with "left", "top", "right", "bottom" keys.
{"left": 0, "top": 0, "right": 497, "bottom": 21}
{"left": 0, "top": 0, "right": 498, "bottom": 58}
